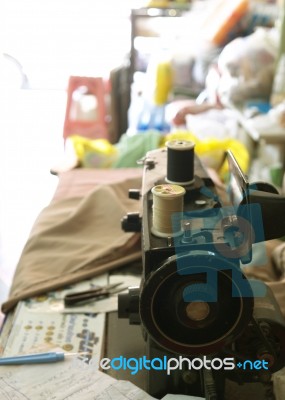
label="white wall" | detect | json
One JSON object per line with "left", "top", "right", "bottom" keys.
{"left": 1, "top": 0, "right": 134, "bottom": 89}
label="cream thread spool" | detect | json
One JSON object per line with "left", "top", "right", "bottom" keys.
{"left": 151, "top": 184, "right": 186, "bottom": 238}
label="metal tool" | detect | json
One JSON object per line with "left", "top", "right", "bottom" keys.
{"left": 64, "top": 282, "right": 126, "bottom": 307}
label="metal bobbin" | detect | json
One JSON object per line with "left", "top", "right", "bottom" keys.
{"left": 151, "top": 184, "right": 185, "bottom": 238}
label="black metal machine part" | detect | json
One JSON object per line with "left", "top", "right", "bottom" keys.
{"left": 118, "top": 147, "right": 285, "bottom": 399}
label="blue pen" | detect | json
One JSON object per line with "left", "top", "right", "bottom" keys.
{"left": 0, "top": 351, "right": 86, "bottom": 365}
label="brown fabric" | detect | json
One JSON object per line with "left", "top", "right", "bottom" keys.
{"left": 2, "top": 169, "right": 143, "bottom": 314}
{"left": 51, "top": 168, "right": 143, "bottom": 202}
{"left": 2, "top": 167, "right": 285, "bottom": 319}
{"left": 242, "top": 239, "right": 285, "bottom": 317}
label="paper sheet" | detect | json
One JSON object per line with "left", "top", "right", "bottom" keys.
{"left": 0, "top": 359, "right": 155, "bottom": 400}
{"left": 1, "top": 300, "right": 105, "bottom": 368}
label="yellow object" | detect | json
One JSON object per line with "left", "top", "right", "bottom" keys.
{"left": 146, "top": 0, "right": 169, "bottom": 7}
{"left": 161, "top": 131, "right": 249, "bottom": 180}
{"left": 154, "top": 61, "right": 173, "bottom": 105}
{"left": 69, "top": 135, "right": 118, "bottom": 168}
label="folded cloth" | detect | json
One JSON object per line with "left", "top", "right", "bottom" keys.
{"left": 2, "top": 168, "right": 143, "bottom": 314}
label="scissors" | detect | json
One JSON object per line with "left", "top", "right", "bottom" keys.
{"left": 64, "top": 282, "right": 125, "bottom": 307}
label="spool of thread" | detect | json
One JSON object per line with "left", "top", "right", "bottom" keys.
{"left": 151, "top": 184, "right": 185, "bottom": 238}
{"left": 166, "top": 140, "right": 195, "bottom": 185}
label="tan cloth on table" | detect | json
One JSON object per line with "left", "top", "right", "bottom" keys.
{"left": 3, "top": 167, "right": 285, "bottom": 319}
{"left": 2, "top": 168, "right": 143, "bottom": 314}
{"left": 243, "top": 239, "right": 285, "bottom": 317}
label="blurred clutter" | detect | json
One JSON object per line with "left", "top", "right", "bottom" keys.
{"left": 216, "top": 27, "right": 279, "bottom": 105}
{"left": 53, "top": 0, "right": 285, "bottom": 191}
{"left": 61, "top": 127, "right": 249, "bottom": 184}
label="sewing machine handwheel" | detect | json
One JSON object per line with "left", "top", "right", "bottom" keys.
{"left": 140, "top": 253, "right": 254, "bottom": 355}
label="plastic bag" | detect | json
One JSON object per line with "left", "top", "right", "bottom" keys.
{"left": 216, "top": 28, "right": 278, "bottom": 104}
{"left": 69, "top": 135, "right": 118, "bottom": 168}
{"left": 69, "top": 131, "right": 162, "bottom": 169}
